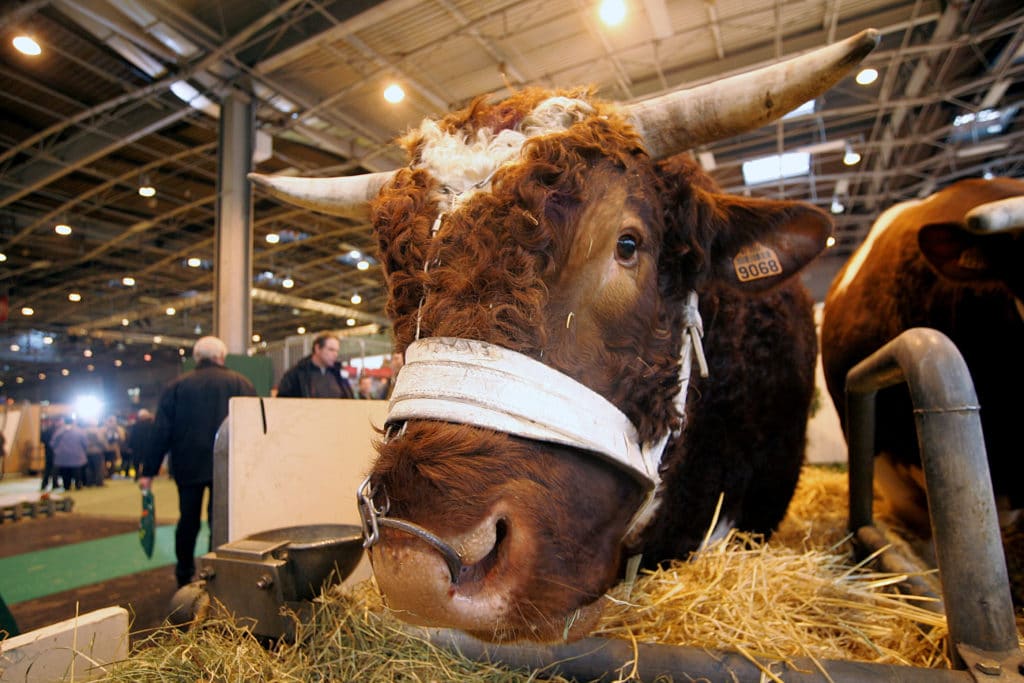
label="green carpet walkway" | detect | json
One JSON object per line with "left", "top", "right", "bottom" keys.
{"left": 0, "top": 524, "right": 209, "bottom": 604}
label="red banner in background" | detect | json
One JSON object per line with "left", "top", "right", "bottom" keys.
{"left": 0, "top": 294, "right": 7, "bottom": 322}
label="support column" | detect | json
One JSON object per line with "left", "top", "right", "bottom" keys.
{"left": 214, "top": 92, "right": 253, "bottom": 355}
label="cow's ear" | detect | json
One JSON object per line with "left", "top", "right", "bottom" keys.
{"left": 708, "top": 194, "right": 831, "bottom": 292}
{"left": 918, "top": 222, "right": 995, "bottom": 282}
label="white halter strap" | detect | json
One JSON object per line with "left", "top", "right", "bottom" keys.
{"left": 385, "top": 293, "right": 705, "bottom": 540}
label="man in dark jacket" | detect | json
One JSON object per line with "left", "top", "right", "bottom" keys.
{"left": 139, "top": 336, "right": 256, "bottom": 587}
{"left": 275, "top": 332, "right": 353, "bottom": 398}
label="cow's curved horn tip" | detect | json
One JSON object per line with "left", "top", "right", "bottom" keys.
{"left": 857, "top": 28, "right": 881, "bottom": 49}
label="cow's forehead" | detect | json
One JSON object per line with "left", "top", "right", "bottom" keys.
{"left": 415, "top": 96, "right": 612, "bottom": 201}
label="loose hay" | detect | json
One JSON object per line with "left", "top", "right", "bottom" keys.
{"left": 94, "top": 466, "right": 1023, "bottom": 681}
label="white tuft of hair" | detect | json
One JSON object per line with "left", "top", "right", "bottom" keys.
{"left": 416, "top": 97, "right": 595, "bottom": 204}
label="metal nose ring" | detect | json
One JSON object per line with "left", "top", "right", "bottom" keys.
{"left": 357, "top": 475, "right": 464, "bottom": 583}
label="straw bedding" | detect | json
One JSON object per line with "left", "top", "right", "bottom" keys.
{"left": 92, "top": 466, "right": 1023, "bottom": 681}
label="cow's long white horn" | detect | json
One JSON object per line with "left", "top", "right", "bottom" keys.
{"left": 965, "top": 196, "right": 1024, "bottom": 234}
{"left": 248, "top": 171, "right": 396, "bottom": 219}
{"left": 628, "top": 29, "right": 879, "bottom": 159}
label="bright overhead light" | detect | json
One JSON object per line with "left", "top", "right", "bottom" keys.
{"left": 68, "top": 292, "right": 82, "bottom": 302}
{"left": 830, "top": 199, "right": 845, "bottom": 214}
{"left": 13, "top": 35, "right": 41, "bottom": 56}
{"left": 0, "top": 253, "right": 6, "bottom": 262}
{"left": 61, "top": 369, "right": 70, "bottom": 377}
{"left": 350, "top": 293, "right": 362, "bottom": 305}
{"left": 10, "top": 344, "right": 20, "bottom": 352}
{"left": 348, "top": 250, "right": 361, "bottom": 259}
{"left": 138, "top": 175, "right": 156, "bottom": 197}
{"left": 83, "top": 349, "right": 93, "bottom": 357}
{"left": 826, "top": 236, "right": 837, "bottom": 248}
{"left": 86, "top": 364, "right": 95, "bottom": 372}
{"left": 21, "top": 306, "right": 34, "bottom": 316}
{"left": 265, "top": 233, "right": 280, "bottom": 244}
{"left": 165, "top": 306, "right": 176, "bottom": 315}
{"left": 153, "top": 335, "right": 163, "bottom": 344}
{"left": 252, "top": 333, "right": 261, "bottom": 343}
{"left": 121, "top": 318, "right": 130, "bottom": 326}
{"left": 114, "top": 359, "right": 123, "bottom": 367}
{"left": 297, "top": 326, "right": 306, "bottom": 335}
{"left": 282, "top": 276, "right": 295, "bottom": 289}
{"left": 38, "top": 372, "right": 46, "bottom": 381}
{"left": 383, "top": 83, "right": 405, "bottom": 104}
{"left": 843, "top": 148, "right": 862, "bottom": 166}
{"left": 122, "top": 276, "right": 136, "bottom": 286}
{"left": 187, "top": 257, "right": 202, "bottom": 268}
{"left": 356, "top": 260, "right": 369, "bottom": 271}
{"left": 55, "top": 223, "right": 72, "bottom": 236}
{"left": 43, "top": 336, "right": 54, "bottom": 345}
{"left": 346, "top": 318, "right": 356, "bottom": 327}
{"left": 598, "top": 0, "right": 627, "bottom": 26}
{"left": 144, "top": 353, "right": 153, "bottom": 362}
{"left": 855, "top": 68, "right": 878, "bottom": 86}
{"left": 742, "top": 153, "right": 810, "bottom": 185}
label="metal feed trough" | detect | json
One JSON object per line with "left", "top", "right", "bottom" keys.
{"left": 170, "top": 523, "right": 363, "bottom": 639}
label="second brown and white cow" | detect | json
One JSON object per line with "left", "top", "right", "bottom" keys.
{"left": 252, "top": 31, "right": 878, "bottom": 642}
{"left": 821, "top": 178, "right": 1024, "bottom": 535}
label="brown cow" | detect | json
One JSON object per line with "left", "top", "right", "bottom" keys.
{"left": 252, "top": 31, "right": 878, "bottom": 642}
{"left": 821, "top": 178, "right": 1024, "bottom": 536}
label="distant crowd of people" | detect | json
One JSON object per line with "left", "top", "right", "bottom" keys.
{"left": 39, "top": 409, "right": 155, "bottom": 493}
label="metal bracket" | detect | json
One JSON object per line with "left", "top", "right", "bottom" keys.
{"left": 957, "top": 643, "right": 1024, "bottom": 681}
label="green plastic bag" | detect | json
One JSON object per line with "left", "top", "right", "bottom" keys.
{"left": 139, "top": 489, "right": 155, "bottom": 558}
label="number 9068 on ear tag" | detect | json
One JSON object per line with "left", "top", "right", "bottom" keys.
{"left": 733, "top": 242, "right": 783, "bottom": 282}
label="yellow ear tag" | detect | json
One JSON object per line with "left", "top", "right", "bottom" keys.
{"left": 733, "top": 242, "right": 783, "bottom": 282}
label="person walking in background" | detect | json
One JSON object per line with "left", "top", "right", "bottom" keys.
{"left": 124, "top": 408, "right": 155, "bottom": 479}
{"left": 275, "top": 332, "right": 353, "bottom": 398}
{"left": 83, "top": 419, "right": 107, "bottom": 487}
{"left": 102, "top": 415, "right": 125, "bottom": 479}
{"left": 50, "top": 416, "right": 87, "bottom": 491}
{"left": 355, "top": 374, "right": 377, "bottom": 400}
{"left": 138, "top": 336, "right": 256, "bottom": 587}
{"left": 39, "top": 415, "right": 59, "bottom": 492}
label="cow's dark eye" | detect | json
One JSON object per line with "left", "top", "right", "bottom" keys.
{"left": 616, "top": 234, "right": 639, "bottom": 263}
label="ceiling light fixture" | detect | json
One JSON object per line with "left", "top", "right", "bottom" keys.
{"left": 153, "top": 335, "right": 163, "bottom": 344}
{"left": 87, "top": 364, "right": 95, "bottom": 372}
{"left": 114, "top": 359, "right": 123, "bottom": 367}
{"left": 144, "top": 354, "right": 152, "bottom": 362}
{"left": 165, "top": 307, "right": 176, "bottom": 315}
{"left": 830, "top": 199, "right": 845, "bottom": 214}
{"left": 266, "top": 233, "right": 280, "bottom": 244}
{"left": 346, "top": 318, "right": 356, "bottom": 327}
{"left": 138, "top": 175, "right": 156, "bottom": 198}
{"left": 68, "top": 292, "right": 82, "bottom": 302}
{"left": 843, "top": 146, "right": 862, "bottom": 166}
{"left": 598, "top": 0, "right": 627, "bottom": 26}
{"left": 252, "top": 333, "right": 261, "bottom": 343}
{"left": 13, "top": 35, "right": 41, "bottom": 56}
{"left": 55, "top": 223, "right": 72, "bottom": 236}
{"left": 297, "top": 326, "right": 306, "bottom": 334}
{"left": 122, "top": 276, "right": 136, "bottom": 286}
{"left": 356, "top": 260, "right": 369, "bottom": 271}
{"left": 826, "top": 236, "right": 837, "bottom": 248}
{"left": 83, "top": 349, "right": 93, "bottom": 357}
{"left": 43, "top": 336, "right": 53, "bottom": 345}
{"left": 187, "top": 257, "right": 202, "bottom": 267}
{"left": 855, "top": 68, "right": 878, "bottom": 86}
{"left": 121, "top": 318, "right": 130, "bottom": 326}
{"left": 10, "top": 344, "right": 20, "bottom": 352}
{"left": 21, "top": 307, "right": 33, "bottom": 316}
{"left": 0, "top": 253, "right": 6, "bottom": 262}
{"left": 383, "top": 83, "right": 405, "bottom": 104}
{"left": 351, "top": 293, "right": 362, "bottom": 305}
{"left": 282, "top": 276, "right": 295, "bottom": 289}
{"left": 61, "top": 369, "right": 70, "bottom": 377}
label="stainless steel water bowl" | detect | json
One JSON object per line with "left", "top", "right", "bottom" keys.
{"left": 245, "top": 523, "right": 364, "bottom": 600}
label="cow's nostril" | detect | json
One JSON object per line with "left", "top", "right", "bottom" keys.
{"left": 457, "top": 517, "right": 507, "bottom": 587}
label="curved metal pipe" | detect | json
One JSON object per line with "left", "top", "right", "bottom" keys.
{"left": 422, "top": 629, "right": 975, "bottom": 682}
{"left": 843, "top": 327, "right": 1019, "bottom": 665}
